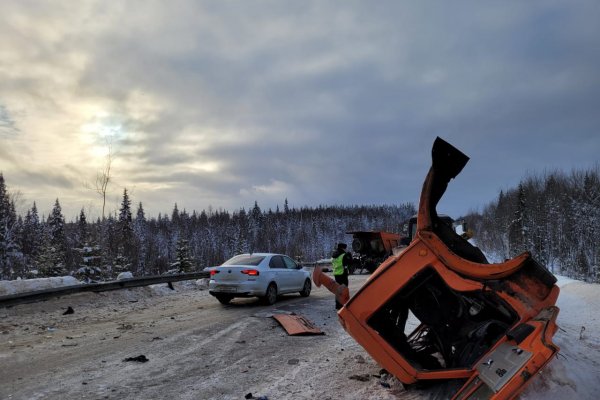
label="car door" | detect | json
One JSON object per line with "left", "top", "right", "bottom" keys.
{"left": 283, "top": 256, "right": 305, "bottom": 291}
{"left": 268, "top": 255, "right": 289, "bottom": 292}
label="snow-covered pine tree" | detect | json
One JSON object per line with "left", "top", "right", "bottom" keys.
{"left": 171, "top": 203, "right": 180, "bottom": 227}
{"left": 249, "top": 201, "right": 264, "bottom": 252}
{"left": 21, "top": 203, "right": 43, "bottom": 262}
{"left": 100, "top": 213, "right": 119, "bottom": 276}
{"left": 48, "top": 199, "right": 66, "bottom": 248}
{"left": 11, "top": 213, "right": 26, "bottom": 277}
{"left": 134, "top": 202, "right": 148, "bottom": 275}
{"left": 37, "top": 199, "right": 67, "bottom": 277}
{"left": 171, "top": 237, "right": 194, "bottom": 273}
{"left": 115, "top": 189, "right": 134, "bottom": 276}
{"left": 0, "top": 173, "right": 17, "bottom": 278}
{"left": 78, "top": 208, "right": 88, "bottom": 247}
{"left": 234, "top": 208, "right": 250, "bottom": 254}
{"left": 508, "top": 183, "right": 528, "bottom": 257}
{"left": 72, "top": 208, "right": 104, "bottom": 282}
{"left": 0, "top": 174, "right": 26, "bottom": 278}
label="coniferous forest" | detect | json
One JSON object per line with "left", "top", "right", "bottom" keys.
{"left": 0, "top": 172, "right": 415, "bottom": 281}
{"left": 465, "top": 166, "right": 600, "bottom": 283}
{"left": 1, "top": 165, "right": 599, "bottom": 283}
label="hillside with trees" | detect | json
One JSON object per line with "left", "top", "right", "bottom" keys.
{"left": 0, "top": 173, "right": 415, "bottom": 281}
{"left": 2, "top": 165, "right": 599, "bottom": 283}
{"left": 465, "top": 166, "right": 600, "bottom": 283}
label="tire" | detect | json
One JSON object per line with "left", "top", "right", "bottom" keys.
{"left": 215, "top": 294, "right": 233, "bottom": 305}
{"left": 263, "top": 283, "right": 278, "bottom": 305}
{"left": 299, "top": 279, "right": 311, "bottom": 297}
{"left": 352, "top": 238, "right": 365, "bottom": 252}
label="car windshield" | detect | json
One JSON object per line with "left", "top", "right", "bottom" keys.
{"left": 222, "top": 255, "right": 265, "bottom": 266}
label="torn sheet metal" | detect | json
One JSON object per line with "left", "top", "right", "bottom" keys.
{"left": 272, "top": 314, "right": 324, "bottom": 336}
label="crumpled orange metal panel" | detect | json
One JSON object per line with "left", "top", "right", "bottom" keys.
{"left": 319, "top": 137, "right": 560, "bottom": 399}
{"left": 272, "top": 314, "right": 324, "bottom": 336}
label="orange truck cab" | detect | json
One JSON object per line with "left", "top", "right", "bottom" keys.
{"left": 318, "top": 137, "right": 560, "bottom": 399}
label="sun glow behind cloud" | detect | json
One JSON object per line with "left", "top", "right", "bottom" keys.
{"left": 80, "top": 111, "right": 125, "bottom": 158}
{"left": 0, "top": 1, "right": 599, "bottom": 220}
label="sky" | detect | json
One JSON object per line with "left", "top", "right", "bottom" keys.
{"left": 1, "top": 1, "right": 599, "bottom": 221}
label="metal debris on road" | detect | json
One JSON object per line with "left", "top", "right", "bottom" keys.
{"left": 123, "top": 355, "right": 149, "bottom": 363}
{"left": 349, "top": 374, "right": 371, "bottom": 382}
{"left": 272, "top": 313, "right": 324, "bottom": 336}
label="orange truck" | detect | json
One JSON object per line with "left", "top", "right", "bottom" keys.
{"left": 346, "top": 231, "right": 403, "bottom": 273}
{"left": 314, "top": 137, "right": 559, "bottom": 399}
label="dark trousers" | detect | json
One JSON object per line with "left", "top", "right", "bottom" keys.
{"left": 334, "top": 272, "right": 349, "bottom": 310}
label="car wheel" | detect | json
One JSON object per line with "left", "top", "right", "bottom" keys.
{"left": 300, "top": 279, "right": 311, "bottom": 297}
{"left": 215, "top": 294, "right": 233, "bottom": 305}
{"left": 263, "top": 283, "right": 277, "bottom": 305}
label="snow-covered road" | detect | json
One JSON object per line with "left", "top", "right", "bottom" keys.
{"left": 1, "top": 274, "right": 598, "bottom": 399}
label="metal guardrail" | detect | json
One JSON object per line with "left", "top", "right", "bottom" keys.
{"left": 0, "top": 271, "right": 210, "bottom": 308}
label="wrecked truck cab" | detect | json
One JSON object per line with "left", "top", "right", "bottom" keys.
{"left": 324, "top": 137, "right": 560, "bottom": 399}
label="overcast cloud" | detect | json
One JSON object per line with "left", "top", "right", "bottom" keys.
{"left": 1, "top": 1, "right": 599, "bottom": 220}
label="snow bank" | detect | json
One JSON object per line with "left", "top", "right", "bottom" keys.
{"left": 522, "top": 277, "right": 600, "bottom": 399}
{"left": 0, "top": 275, "right": 205, "bottom": 299}
{"left": 554, "top": 274, "right": 578, "bottom": 288}
{"left": 0, "top": 276, "right": 82, "bottom": 296}
{"left": 117, "top": 272, "right": 134, "bottom": 280}
{"left": 196, "top": 278, "right": 210, "bottom": 290}
{"left": 148, "top": 279, "right": 202, "bottom": 295}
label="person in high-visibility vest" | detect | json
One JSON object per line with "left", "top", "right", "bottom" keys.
{"left": 331, "top": 242, "right": 353, "bottom": 310}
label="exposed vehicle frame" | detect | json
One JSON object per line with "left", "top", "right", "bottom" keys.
{"left": 403, "top": 214, "right": 455, "bottom": 243}
{"left": 315, "top": 137, "right": 560, "bottom": 399}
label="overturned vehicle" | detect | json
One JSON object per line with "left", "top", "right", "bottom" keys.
{"left": 314, "top": 137, "right": 560, "bottom": 399}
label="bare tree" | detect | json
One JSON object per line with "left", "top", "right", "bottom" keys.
{"left": 85, "top": 139, "right": 113, "bottom": 220}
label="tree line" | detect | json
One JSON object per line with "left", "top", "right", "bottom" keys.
{"left": 2, "top": 164, "right": 598, "bottom": 283}
{"left": 0, "top": 173, "right": 416, "bottom": 281}
{"left": 465, "top": 165, "right": 600, "bottom": 283}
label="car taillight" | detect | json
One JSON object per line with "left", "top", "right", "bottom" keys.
{"left": 210, "top": 270, "right": 219, "bottom": 276}
{"left": 241, "top": 269, "right": 259, "bottom": 276}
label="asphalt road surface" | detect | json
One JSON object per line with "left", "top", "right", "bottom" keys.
{"left": 3, "top": 272, "right": 582, "bottom": 400}
{"left": 1, "top": 274, "right": 428, "bottom": 400}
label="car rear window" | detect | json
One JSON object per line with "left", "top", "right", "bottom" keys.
{"left": 222, "top": 255, "right": 265, "bottom": 266}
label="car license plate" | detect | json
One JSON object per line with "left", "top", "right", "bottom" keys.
{"left": 217, "top": 285, "right": 237, "bottom": 292}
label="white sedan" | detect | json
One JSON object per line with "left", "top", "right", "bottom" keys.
{"left": 208, "top": 253, "right": 312, "bottom": 305}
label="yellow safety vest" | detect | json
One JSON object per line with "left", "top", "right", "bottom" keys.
{"left": 332, "top": 253, "right": 345, "bottom": 276}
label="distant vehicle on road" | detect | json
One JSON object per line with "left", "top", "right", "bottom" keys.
{"left": 347, "top": 231, "right": 403, "bottom": 273}
{"left": 208, "top": 253, "right": 311, "bottom": 305}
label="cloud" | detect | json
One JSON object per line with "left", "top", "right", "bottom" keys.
{"left": 0, "top": 105, "right": 20, "bottom": 138}
{"left": 16, "top": 170, "right": 74, "bottom": 190}
{"left": 1, "top": 1, "right": 599, "bottom": 219}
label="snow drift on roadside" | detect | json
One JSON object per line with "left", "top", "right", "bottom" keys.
{"left": 0, "top": 276, "right": 81, "bottom": 296}
{"left": 522, "top": 277, "right": 600, "bottom": 400}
